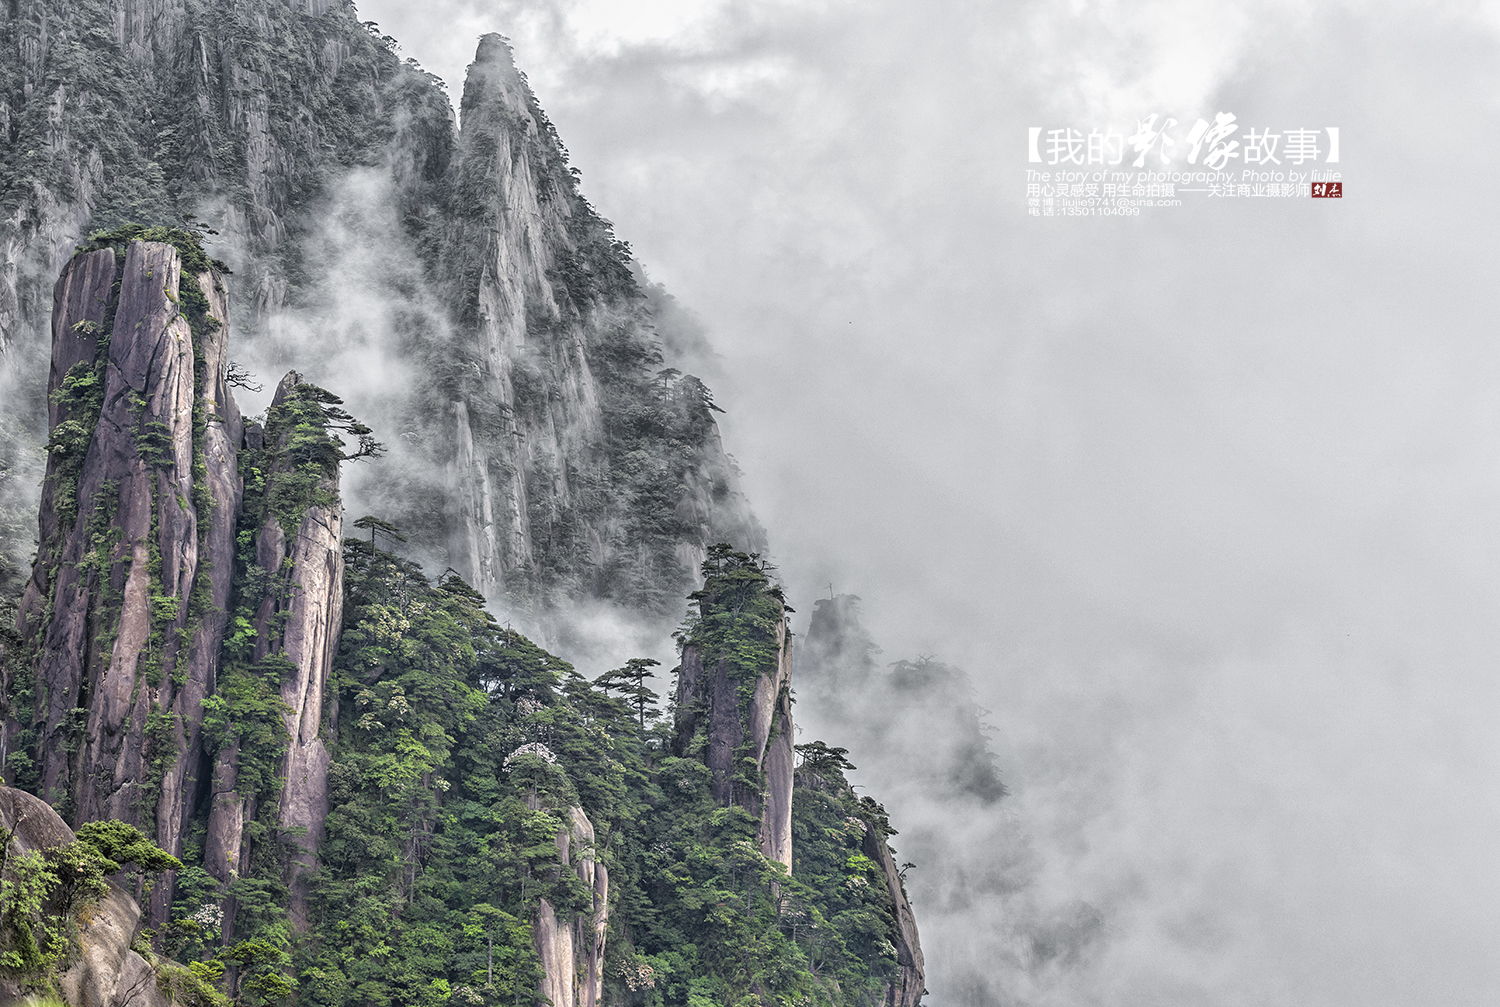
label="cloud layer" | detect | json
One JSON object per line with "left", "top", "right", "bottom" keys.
{"left": 348, "top": 1, "right": 1500, "bottom": 1002}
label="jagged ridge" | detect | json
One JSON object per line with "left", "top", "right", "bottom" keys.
{"left": 0, "top": 235, "right": 924, "bottom": 1007}
{"left": 0, "top": 2, "right": 927, "bottom": 1002}
{"left": 0, "top": 0, "right": 762, "bottom": 624}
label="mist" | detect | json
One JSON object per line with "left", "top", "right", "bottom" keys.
{"left": 337, "top": 0, "right": 1500, "bottom": 1004}
{"left": 0, "top": 0, "right": 1490, "bottom": 1001}
{"left": 204, "top": 166, "right": 688, "bottom": 678}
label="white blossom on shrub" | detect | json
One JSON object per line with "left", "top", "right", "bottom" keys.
{"left": 190, "top": 902, "right": 223, "bottom": 939}
{"left": 502, "top": 742, "right": 558, "bottom": 771}
{"left": 618, "top": 960, "right": 656, "bottom": 991}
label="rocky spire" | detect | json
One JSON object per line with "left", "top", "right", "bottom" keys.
{"left": 672, "top": 546, "right": 795, "bottom": 870}
{"left": 7, "top": 236, "right": 241, "bottom": 921}
{"left": 205, "top": 370, "right": 344, "bottom": 933}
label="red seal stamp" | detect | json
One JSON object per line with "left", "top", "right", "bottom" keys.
{"left": 1311, "top": 182, "right": 1342, "bottom": 198}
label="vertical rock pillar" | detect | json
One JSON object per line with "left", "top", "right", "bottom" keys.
{"left": 9, "top": 239, "right": 241, "bottom": 919}
{"left": 754, "top": 619, "right": 795, "bottom": 870}
{"left": 672, "top": 548, "right": 795, "bottom": 871}
{"left": 203, "top": 371, "right": 342, "bottom": 931}
{"left": 262, "top": 373, "right": 342, "bottom": 929}
{"left": 533, "top": 806, "right": 610, "bottom": 1007}
{"left": 862, "top": 827, "right": 926, "bottom": 1007}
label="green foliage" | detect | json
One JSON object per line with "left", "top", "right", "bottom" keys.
{"left": 794, "top": 743, "right": 857, "bottom": 781}
{"left": 45, "top": 836, "right": 114, "bottom": 918}
{"left": 244, "top": 534, "right": 907, "bottom": 1006}
{"left": 594, "top": 658, "right": 661, "bottom": 736}
{"left": 44, "top": 349, "right": 110, "bottom": 537}
{"left": 671, "top": 546, "right": 793, "bottom": 806}
{"left": 153, "top": 955, "right": 235, "bottom": 1007}
{"left": 0, "top": 819, "right": 178, "bottom": 987}
{"left": 201, "top": 657, "right": 294, "bottom": 799}
{"left": 351, "top": 515, "right": 406, "bottom": 554}
{"left": 0, "top": 1, "right": 824, "bottom": 997}
{"left": 220, "top": 937, "right": 295, "bottom": 1006}
{"left": 251, "top": 386, "right": 339, "bottom": 535}
{"left": 242, "top": 381, "right": 382, "bottom": 541}
{"left": 76, "top": 224, "right": 229, "bottom": 279}
{"left": 163, "top": 865, "right": 225, "bottom": 964}
{"left": 49, "top": 822, "right": 180, "bottom": 917}
{"left": 299, "top": 540, "right": 547, "bottom": 1007}
{"left": 0, "top": 844, "right": 59, "bottom": 972}
{"left": 74, "top": 820, "right": 184, "bottom": 874}
{"left": 676, "top": 546, "right": 789, "bottom": 685}
{"left": 136, "top": 420, "right": 177, "bottom": 469}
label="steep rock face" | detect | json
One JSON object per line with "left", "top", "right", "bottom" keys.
{"left": 204, "top": 370, "right": 342, "bottom": 930}
{"left": 750, "top": 620, "right": 795, "bottom": 869}
{"left": 8, "top": 235, "right": 346, "bottom": 937}
{"left": 0, "top": 0, "right": 445, "bottom": 354}
{"left": 62, "top": 882, "right": 170, "bottom": 1007}
{"left": 532, "top": 898, "right": 575, "bottom": 1007}
{"left": 8, "top": 239, "right": 238, "bottom": 871}
{"left": 0, "top": 13, "right": 935, "bottom": 1007}
{"left": 202, "top": 740, "right": 243, "bottom": 890}
{"left": 257, "top": 372, "right": 341, "bottom": 926}
{"left": 0, "top": 0, "right": 453, "bottom": 601}
{"left": 440, "top": 35, "right": 590, "bottom": 595}
{"left": 861, "top": 827, "right": 925, "bottom": 1007}
{"left": 0, "top": 2, "right": 762, "bottom": 633}
{"left": 673, "top": 553, "right": 794, "bottom": 869}
{"left": 533, "top": 805, "right": 609, "bottom": 1007}
{"left": 148, "top": 253, "right": 242, "bottom": 923}
{"left": 418, "top": 34, "right": 762, "bottom": 618}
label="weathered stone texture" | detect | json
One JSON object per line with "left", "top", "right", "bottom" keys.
{"left": 14, "top": 242, "right": 224, "bottom": 851}
{"left": 149, "top": 267, "right": 242, "bottom": 922}
{"left": 202, "top": 370, "right": 341, "bottom": 930}
{"left": 675, "top": 606, "right": 795, "bottom": 869}
{"left": 0, "top": 786, "right": 169, "bottom": 1007}
{"left": 533, "top": 805, "right": 610, "bottom": 1007}
{"left": 863, "top": 827, "right": 926, "bottom": 1007}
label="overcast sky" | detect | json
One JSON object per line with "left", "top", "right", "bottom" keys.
{"left": 353, "top": 2, "right": 1499, "bottom": 1003}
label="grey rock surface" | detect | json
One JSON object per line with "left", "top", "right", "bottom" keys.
{"left": 532, "top": 805, "right": 610, "bottom": 1007}
{"left": 203, "top": 370, "right": 341, "bottom": 932}
{"left": 863, "top": 826, "right": 927, "bottom": 1007}
{"left": 0, "top": 786, "right": 169, "bottom": 1007}
{"left": 14, "top": 242, "right": 230, "bottom": 856}
{"left": 674, "top": 603, "right": 796, "bottom": 868}
{"left": 1, "top": 9, "right": 761, "bottom": 631}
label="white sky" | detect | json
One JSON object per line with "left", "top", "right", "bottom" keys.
{"left": 354, "top": 2, "right": 1500, "bottom": 1003}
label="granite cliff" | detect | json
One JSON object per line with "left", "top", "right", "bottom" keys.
{"left": 0, "top": 3, "right": 925, "bottom": 1004}
{"left": 9, "top": 236, "right": 240, "bottom": 890}
{"left": 3, "top": 226, "right": 353, "bottom": 960}
{"left": 0, "top": 225, "right": 924, "bottom": 1007}
{"left": 0, "top": 0, "right": 762, "bottom": 628}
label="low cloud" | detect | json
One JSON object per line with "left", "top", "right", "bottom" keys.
{"left": 341, "top": 0, "right": 1500, "bottom": 1002}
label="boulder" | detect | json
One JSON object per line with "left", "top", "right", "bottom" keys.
{"left": 0, "top": 787, "right": 169, "bottom": 1007}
